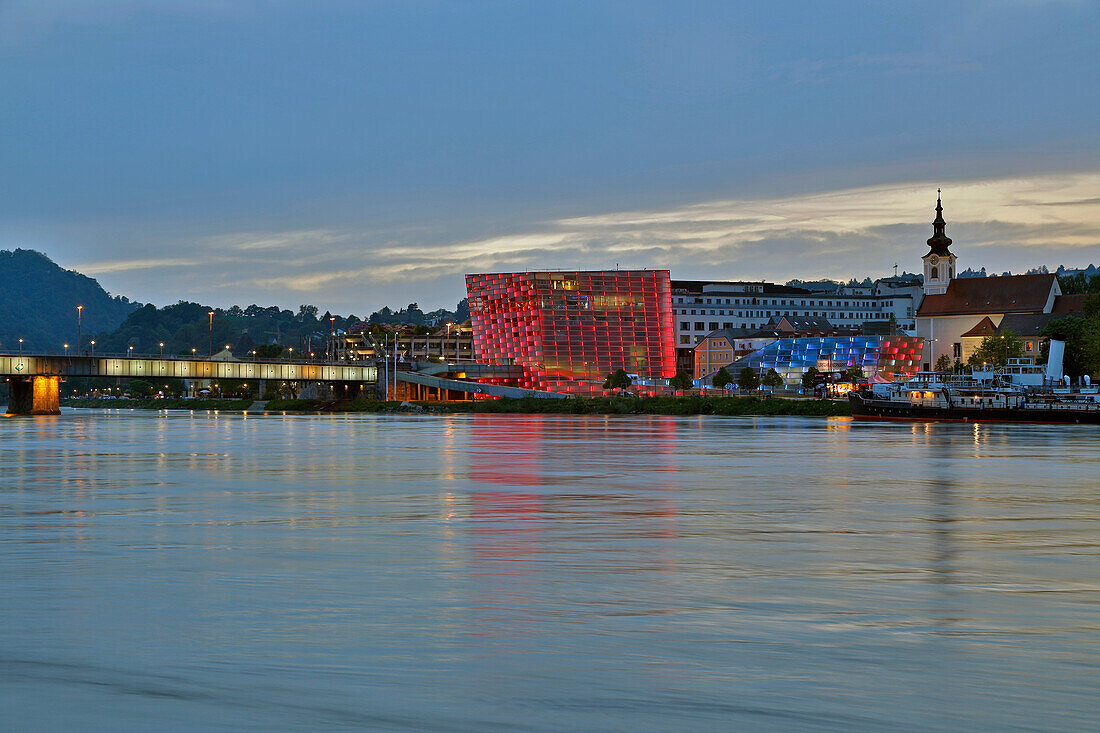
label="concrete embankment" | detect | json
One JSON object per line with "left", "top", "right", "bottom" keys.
{"left": 263, "top": 396, "right": 852, "bottom": 417}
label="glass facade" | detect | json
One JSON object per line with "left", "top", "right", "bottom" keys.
{"left": 728, "top": 335, "right": 924, "bottom": 386}
{"left": 466, "top": 270, "right": 676, "bottom": 388}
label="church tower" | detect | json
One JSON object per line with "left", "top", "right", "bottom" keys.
{"left": 922, "top": 190, "right": 956, "bottom": 296}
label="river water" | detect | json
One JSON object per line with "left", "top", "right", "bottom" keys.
{"left": 1, "top": 410, "right": 1098, "bottom": 731}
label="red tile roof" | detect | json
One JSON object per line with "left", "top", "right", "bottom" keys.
{"left": 917, "top": 274, "right": 1057, "bottom": 317}
{"left": 1052, "top": 294, "right": 1088, "bottom": 314}
{"left": 961, "top": 316, "right": 998, "bottom": 337}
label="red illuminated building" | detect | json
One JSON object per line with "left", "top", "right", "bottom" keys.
{"left": 465, "top": 270, "right": 676, "bottom": 389}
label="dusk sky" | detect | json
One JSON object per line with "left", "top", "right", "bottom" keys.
{"left": 3, "top": 0, "right": 1099, "bottom": 314}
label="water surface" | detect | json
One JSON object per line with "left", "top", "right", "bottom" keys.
{"left": 1, "top": 410, "right": 1098, "bottom": 731}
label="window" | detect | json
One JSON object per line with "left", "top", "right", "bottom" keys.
{"left": 709, "top": 322, "right": 719, "bottom": 331}
{"left": 931, "top": 267, "right": 939, "bottom": 279}
{"left": 679, "top": 335, "right": 691, "bottom": 344}
{"left": 695, "top": 322, "right": 705, "bottom": 331}
{"left": 722, "top": 322, "right": 732, "bottom": 329}
{"left": 1025, "top": 341, "right": 1034, "bottom": 352}
{"left": 680, "top": 322, "right": 690, "bottom": 331}
{"left": 953, "top": 343, "right": 961, "bottom": 358}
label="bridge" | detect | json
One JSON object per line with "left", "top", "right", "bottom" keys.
{"left": 1, "top": 353, "right": 572, "bottom": 414}
{"left": 1, "top": 354, "right": 377, "bottom": 415}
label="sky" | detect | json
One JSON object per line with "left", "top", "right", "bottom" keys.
{"left": 2, "top": 0, "right": 1099, "bottom": 314}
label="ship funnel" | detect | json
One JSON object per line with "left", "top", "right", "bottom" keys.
{"left": 1045, "top": 339, "right": 1065, "bottom": 383}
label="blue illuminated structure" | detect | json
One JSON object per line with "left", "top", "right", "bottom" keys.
{"left": 727, "top": 335, "right": 923, "bottom": 386}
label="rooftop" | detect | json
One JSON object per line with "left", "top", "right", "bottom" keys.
{"left": 917, "top": 273, "right": 1057, "bottom": 317}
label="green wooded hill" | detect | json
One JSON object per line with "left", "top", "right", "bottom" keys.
{"left": 0, "top": 249, "right": 138, "bottom": 352}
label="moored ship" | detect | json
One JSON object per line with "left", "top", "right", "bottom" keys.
{"left": 850, "top": 343, "right": 1100, "bottom": 423}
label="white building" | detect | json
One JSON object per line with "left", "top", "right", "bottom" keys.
{"left": 913, "top": 193, "right": 1081, "bottom": 370}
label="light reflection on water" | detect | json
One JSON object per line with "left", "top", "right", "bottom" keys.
{"left": 1, "top": 410, "right": 1098, "bottom": 731}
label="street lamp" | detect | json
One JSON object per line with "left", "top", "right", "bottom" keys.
{"left": 76, "top": 304, "right": 84, "bottom": 354}
{"left": 159, "top": 342, "right": 164, "bottom": 356}
{"left": 90, "top": 340, "right": 96, "bottom": 356}
{"left": 128, "top": 345, "right": 133, "bottom": 358}
{"left": 63, "top": 343, "right": 69, "bottom": 358}
{"left": 207, "top": 310, "right": 215, "bottom": 357}
{"left": 329, "top": 316, "right": 336, "bottom": 360}
{"left": 191, "top": 348, "right": 197, "bottom": 358}
{"left": 18, "top": 337, "right": 23, "bottom": 355}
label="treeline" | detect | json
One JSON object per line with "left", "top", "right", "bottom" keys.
{"left": 89, "top": 298, "right": 470, "bottom": 356}
{"left": 0, "top": 249, "right": 137, "bottom": 351}
{"left": 368, "top": 299, "right": 468, "bottom": 326}
{"left": 1057, "top": 270, "right": 1100, "bottom": 295}
{"left": 89, "top": 301, "right": 360, "bottom": 356}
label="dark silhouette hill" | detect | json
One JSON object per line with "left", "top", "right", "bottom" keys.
{"left": 0, "top": 249, "right": 138, "bottom": 352}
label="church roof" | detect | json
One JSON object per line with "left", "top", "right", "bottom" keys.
{"left": 1052, "top": 294, "right": 1088, "bottom": 314}
{"left": 997, "top": 313, "right": 1061, "bottom": 336}
{"left": 917, "top": 274, "right": 1057, "bottom": 317}
{"left": 961, "top": 316, "right": 998, "bottom": 338}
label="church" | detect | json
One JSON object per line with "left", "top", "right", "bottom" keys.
{"left": 913, "top": 193, "right": 1082, "bottom": 370}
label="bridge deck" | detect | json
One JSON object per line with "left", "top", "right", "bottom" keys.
{"left": 0, "top": 355, "right": 377, "bottom": 383}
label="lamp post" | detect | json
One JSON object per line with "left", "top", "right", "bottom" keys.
{"left": 128, "top": 345, "right": 133, "bottom": 358}
{"left": 90, "top": 340, "right": 96, "bottom": 356}
{"left": 207, "top": 311, "right": 215, "bottom": 357}
{"left": 63, "top": 343, "right": 69, "bottom": 358}
{"left": 329, "top": 316, "right": 336, "bottom": 361}
{"left": 76, "top": 304, "right": 84, "bottom": 354}
{"left": 159, "top": 342, "right": 164, "bottom": 356}
{"left": 18, "top": 337, "right": 23, "bottom": 355}
{"left": 923, "top": 337, "right": 937, "bottom": 372}
{"left": 191, "top": 348, "right": 197, "bottom": 359}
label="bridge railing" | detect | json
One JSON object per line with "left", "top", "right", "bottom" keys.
{"left": 0, "top": 350, "right": 370, "bottom": 366}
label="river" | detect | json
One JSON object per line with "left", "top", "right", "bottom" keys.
{"left": 1, "top": 410, "right": 1098, "bottom": 731}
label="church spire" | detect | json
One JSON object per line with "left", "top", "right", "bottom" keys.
{"left": 925, "top": 188, "right": 953, "bottom": 257}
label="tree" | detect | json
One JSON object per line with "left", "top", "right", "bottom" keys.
{"left": 255, "top": 343, "right": 285, "bottom": 359}
{"left": 738, "top": 367, "right": 759, "bottom": 391}
{"left": 843, "top": 365, "right": 865, "bottom": 383}
{"left": 712, "top": 367, "right": 734, "bottom": 389}
{"left": 603, "top": 368, "right": 632, "bottom": 389}
{"left": 762, "top": 369, "right": 784, "bottom": 389}
{"left": 127, "top": 379, "right": 154, "bottom": 397}
{"left": 801, "top": 366, "right": 819, "bottom": 390}
{"left": 1042, "top": 298, "right": 1100, "bottom": 379}
{"left": 934, "top": 354, "right": 952, "bottom": 373}
{"left": 967, "top": 329, "right": 1025, "bottom": 368}
{"left": 669, "top": 370, "right": 693, "bottom": 390}
{"left": 1057, "top": 272, "right": 1100, "bottom": 295}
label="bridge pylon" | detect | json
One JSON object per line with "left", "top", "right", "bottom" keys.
{"left": 6, "top": 376, "right": 61, "bottom": 415}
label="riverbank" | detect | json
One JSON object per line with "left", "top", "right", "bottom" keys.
{"left": 264, "top": 395, "right": 852, "bottom": 417}
{"left": 63, "top": 398, "right": 254, "bottom": 411}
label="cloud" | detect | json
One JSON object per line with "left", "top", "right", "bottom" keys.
{"left": 76, "top": 257, "right": 205, "bottom": 274}
{"left": 41, "top": 169, "right": 1100, "bottom": 312}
